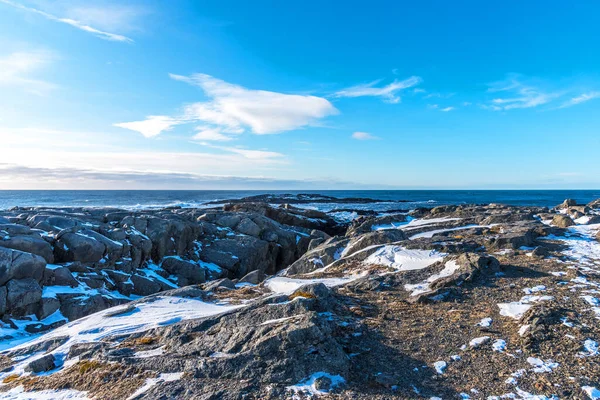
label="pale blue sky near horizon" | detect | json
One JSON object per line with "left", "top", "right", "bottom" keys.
{"left": 1, "top": 0, "right": 599, "bottom": 189}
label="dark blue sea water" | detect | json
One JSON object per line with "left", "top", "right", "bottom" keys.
{"left": 0, "top": 190, "right": 599, "bottom": 211}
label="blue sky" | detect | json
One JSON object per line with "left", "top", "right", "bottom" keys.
{"left": 1, "top": 0, "right": 599, "bottom": 189}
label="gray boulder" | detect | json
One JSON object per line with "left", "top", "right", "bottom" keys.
{"left": 161, "top": 257, "right": 206, "bottom": 286}
{"left": 25, "top": 354, "right": 56, "bottom": 373}
{"left": 36, "top": 297, "right": 61, "bottom": 320}
{"left": 343, "top": 230, "right": 406, "bottom": 256}
{"left": 587, "top": 198, "right": 600, "bottom": 209}
{"left": 59, "top": 293, "right": 124, "bottom": 321}
{"left": 6, "top": 278, "right": 43, "bottom": 315}
{"left": 0, "top": 286, "right": 6, "bottom": 315}
{"left": 239, "top": 269, "right": 266, "bottom": 284}
{"left": 215, "top": 214, "right": 242, "bottom": 229}
{"left": 557, "top": 199, "right": 577, "bottom": 209}
{"left": 552, "top": 214, "right": 574, "bottom": 228}
{"left": 201, "top": 236, "right": 271, "bottom": 278}
{"left": 130, "top": 274, "right": 161, "bottom": 296}
{"left": 346, "top": 214, "right": 408, "bottom": 236}
{"left": 42, "top": 266, "right": 79, "bottom": 287}
{"left": 236, "top": 218, "right": 262, "bottom": 236}
{"left": 0, "top": 235, "right": 54, "bottom": 263}
{"left": 128, "top": 232, "right": 153, "bottom": 270}
{"left": 284, "top": 237, "right": 349, "bottom": 275}
{"left": 0, "top": 223, "right": 34, "bottom": 236}
{"left": 55, "top": 232, "right": 105, "bottom": 264}
{"left": 204, "top": 278, "right": 236, "bottom": 291}
{"left": 0, "top": 247, "right": 46, "bottom": 285}
{"left": 79, "top": 229, "right": 123, "bottom": 265}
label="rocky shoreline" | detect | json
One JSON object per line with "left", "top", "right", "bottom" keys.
{"left": 0, "top": 195, "right": 599, "bottom": 399}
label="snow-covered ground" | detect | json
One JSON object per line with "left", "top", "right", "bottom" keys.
{"left": 0, "top": 297, "right": 243, "bottom": 379}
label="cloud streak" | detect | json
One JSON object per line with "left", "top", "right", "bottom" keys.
{"left": 334, "top": 76, "right": 422, "bottom": 103}
{"left": 0, "top": 50, "right": 56, "bottom": 95}
{"left": 114, "top": 116, "right": 181, "bottom": 138}
{"left": 0, "top": 0, "right": 133, "bottom": 42}
{"left": 116, "top": 73, "right": 338, "bottom": 140}
{"left": 351, "top": 131, "right": 379, "bottom": 140}
{"left": 484, "top": 75, "right": 559, "bottom": 111}
{"left": 558, "top": 91, "right": 600, "bottom": 109}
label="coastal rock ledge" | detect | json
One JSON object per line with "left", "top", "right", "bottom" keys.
{"left": 0, "top": 195, "right": 599, "bottom": 399}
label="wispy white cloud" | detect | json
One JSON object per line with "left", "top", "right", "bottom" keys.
{"left": 213, "top": 146, "right": 285, "bottom": 160}
{"left": 63, "top": 3, "right": 147, "bottom": 33}
{"left": 0, "top": 50, "right": 56, "bottom": 95}
{"left": 333, "top": 76, "right": 422, "bottom": 103}
{"left": 558, "top": 91, "right": 600, "bottom": 109}
{"left": 351, "top": 131, "right": 379, "bottom": 140}
{"left": 423, "top": 92, "right": 455, "bottom": 99}
{"left": 114, "top": 115, "right": 180, "bottom": 138}
{"left": 192, "top": 127, "right": 234, "bottom": 141}
{"left": 0, "top": 0, "right": 133, "bottom": 42}
{"left": 116, "top": 73, "right": 338, "bottom": 139}
{"left": 484, "top": 75, "right": 559, "bottom": 111}
{"left": 440, "top": 107, "right": 455, "bottom": 112}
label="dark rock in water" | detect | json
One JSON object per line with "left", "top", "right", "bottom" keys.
{"left": 212, "top": 192, "right": 401, "bottom": 205}
{"left": 587, "top": 198, "right": 600, "bottom": 209}
{"left": 0, "top": 247, "right": 46, "bottom": 285}
{"left": 25, "top": 354, "right": 55, "bottom": 373}
{"left": 552, "top": 214, "right": 574, "bottom": 228}
{"left": 6, "top": 278, "right": 42, "bottom": 316}
{"left": 557, "top": 198, "right": 577, "bottom": 208}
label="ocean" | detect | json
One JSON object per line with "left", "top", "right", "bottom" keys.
{"left": 0, "top": 190, "right": 599, "bottom": 211}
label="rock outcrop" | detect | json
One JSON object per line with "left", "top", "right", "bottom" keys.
{"left": 1, "top": 196, "right": 600, "bottom": 399}
{"left": 0, "top": 203, "right": 331, "bottom": 328}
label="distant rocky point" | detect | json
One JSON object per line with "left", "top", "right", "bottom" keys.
{"left": 205, "top": 192, "right": 407, "bottom": 205}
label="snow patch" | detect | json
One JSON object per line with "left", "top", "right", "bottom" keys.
{"left": 126, "top": 372, "right": 183, "bottom": 400}
{"left": 265, "top": 276, "right": 360, "bottom": 295}
{"left": 498, "top": 303, "right": 532, "bottom": 320}
{"left": 286, "top": 372, "right": 345, "bottom": 396}
{"left": 364, "top": 246, "right": 445, "bottom": 272}
{"left": 527, "top": 357, "right": 559, "bottom": 373}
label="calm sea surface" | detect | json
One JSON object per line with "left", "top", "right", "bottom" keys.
{"left": 0, "top": 190, "right": 599, "bottom": 211}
